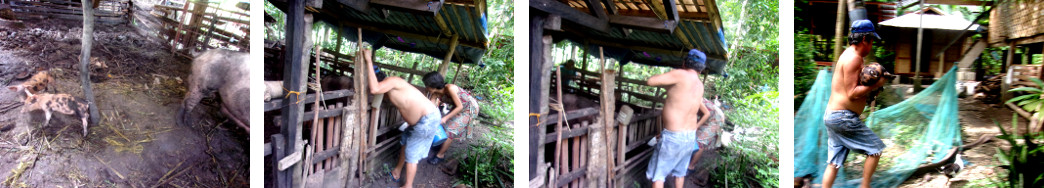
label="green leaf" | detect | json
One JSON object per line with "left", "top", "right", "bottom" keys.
{"left": 1030, "top": 78, "right": 1044, "bottom": 88}
{"left": 1008, "top": 87, "right": 1042, "bottom": 93}
{"left": 1017, "top": 98, "right": 1040, "bottom": 106}
{"left": 1023, "top": 101, "right": 1043, "bottom": 112}
{"left": 1008, "top": 94, "right": 1040, "bottom": 104}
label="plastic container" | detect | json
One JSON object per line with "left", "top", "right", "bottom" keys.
{"left": 432, "top": 124, "right": 448, "bottom": 146}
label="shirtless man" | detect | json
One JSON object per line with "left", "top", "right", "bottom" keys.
{"left": 645, "top": 49, "right": 711, "bottom": 188}
{"left": 361, "top": 49, "right": 441, "bottom": 188}
{"left": 822, "top": 19, "right": 892, "bottom": 188}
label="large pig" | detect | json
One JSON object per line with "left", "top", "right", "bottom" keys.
{"left": 177, "top": 49, "right": 250, "bottom": 132}
{"left": 21, "top": 93, "right": 90, "bottom": 136}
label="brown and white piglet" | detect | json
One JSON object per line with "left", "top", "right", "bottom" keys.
{"left": 7, "top": 71, "right": 52, "bottom": 98}
{"left": 21, "top": 93, "right": 90, "bottom": 136}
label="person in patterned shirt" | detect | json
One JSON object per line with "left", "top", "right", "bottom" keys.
{"left": 422, "top": 71, "right": 480, "bottom": 165}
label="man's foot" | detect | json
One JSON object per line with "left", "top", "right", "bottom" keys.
{"left": 388, "top": 170, "right": 400, "bottom": 183}
{"left": 428, "top": 156, "right": 445, "bottom": 165}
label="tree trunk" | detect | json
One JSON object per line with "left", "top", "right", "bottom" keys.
{"left": 80, "top": 0, "right": 99, "bottom": 125}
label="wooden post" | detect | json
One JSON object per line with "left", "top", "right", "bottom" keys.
{"left": 914, "top": 0, "right": 925, "bottom": 90}
{"left": 595, "top": 47, "right": 615, "bottom": 187}
{"left": 354, "top": 28, "right": 370, "bottom": 186}
{"left": 437, "top": 34, "right": 460, "bottom": 75}
{"left": 279, "top": 0, "right": 310, "bottom": 186}
{"left": 171, "top": 1, "right": 191, "bottom": 52}
{"left": 80, "top": 0, "right": 100, "bottom": 126}
{"left": 1002, "top": 42, "right": 1018, "bottom": 102}
{"left": 529, "top": 14, "right": 548, "bottom": 180}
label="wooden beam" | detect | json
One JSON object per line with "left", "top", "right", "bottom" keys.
{"left": 371, "top": 0, "right": 443, "bottom": 16}
{"left": 532, "top": 0, "right": 609, "bottom": 32}
{"left": 279, "top": 0, "right": 310, "bottom": 186}
{"left": 601, "top": 0, "right": 617, "bottom": 15}
{"left": 529, "top": 14, "right": 548, "bottom": 179}
{"left": 544, "top": 14, "right": 562, "bottom": 31}
{"left": 584, "top": 0, "right": 608, "bottom": 19}
{"left": 543, "top": 127, "right": 591, "bottom": 144}
{"left": 324, "top": 17, "right": 486, "bottom": 49}
{"left": 336, "top": 0, "right": 369, "bottom": 12}
{"left": 437, "top": 34, "right": 459, "bottom": 74}
{"left": 608, "top": 15, "right": 677, "bottom": 33}
{"left": 661, "top": 0, "right": 679, "bottom": 21}
{"left": 434, "top": 11, "right": 453, "bottom": 36}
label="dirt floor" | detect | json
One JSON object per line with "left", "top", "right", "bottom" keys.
{"left": 895, "top": 98, "right": 1019, "bottom": 188}
{"left": 368, "top": 124, "right": 499, "bottom": 188}
{"left": 0, "top": 18, "right": 247, "bottom": 187}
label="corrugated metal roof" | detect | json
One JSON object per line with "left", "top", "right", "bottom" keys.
{"left": 880, "top": 7, "right": 979, "bottom": 31}
{"left": 549, "top": 0, "right": 730, "bottom": 74}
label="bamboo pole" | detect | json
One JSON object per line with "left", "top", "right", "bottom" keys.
{"left": 437, "top": 34, "right": 460, "bottom": 75}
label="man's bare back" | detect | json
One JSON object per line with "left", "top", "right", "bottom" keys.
{"left": 363, "top": 50, "right": 435, "bottom": 125}
{"left": 827, "top": 47, "right": 881, "bottom": 115}
{"left": 649, "top": 69, "right": 709, "bottom": 131}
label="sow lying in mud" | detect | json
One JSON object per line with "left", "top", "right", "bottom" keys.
{"left": 178, "top": 49, "right": 250, "bottom": 132}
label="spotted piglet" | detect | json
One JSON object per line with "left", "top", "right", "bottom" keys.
{"left": 7, "top": 71, "right": 53, "bottom": 98}
{"left": 21, "top": 93, "right": 90, "bottom": 136}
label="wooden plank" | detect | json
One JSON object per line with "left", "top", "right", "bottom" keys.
{"left": 608, "top": 14, "right": 676, "bottom": 33}
{"left": 265, "top": 89, "right": 355, "bottom": 111}
{"left": 301, "top": 108, "right": 345, "bottom": 122}
{"left": 531, "top": 0, "right": 609, "bottom": 32}
{"left": 310, "top": 147, "right": 341, "bottom": 164}
{"left": 555, "top": 167, "right": 588, "bottom": 188}
{"left": 542, "top": 107, "right": 600, "bottom": 126}
{"left": 336, "top": 0, "right": 370, "bottom": 11}
{"left": 530, "top": 15, "right": 549, "bottom": 179}
{"left": 371, "top": 0, "right": 442, "bottom": 15}
{"left": 278, "top": 151, "right": 303, "bottom": 171}
{"left": 543, "top": 127, "right": 590, "bottom": 144}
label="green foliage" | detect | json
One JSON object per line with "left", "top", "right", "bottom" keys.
{"left": 710, "top": 91, "right": 780, "bottom": 188}
{"left": 795, "top": 33, "right": 818, "bottom": 110}
{"left": 992, "top": 114, "right": 1044, "bottom": 188}
{"left": 456, "top": 125, "right": 514, "bottom": 188}
{"left": 704, "top": 0, "right": 780, "bottom": 187}
{"left": 1007, "top": 78, "right": 1044, "bottom": 120}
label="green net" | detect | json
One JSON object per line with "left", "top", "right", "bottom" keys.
{"left": 795, "top": 66, "right": 962, "bottom": 187}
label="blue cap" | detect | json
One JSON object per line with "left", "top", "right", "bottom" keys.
{"left": 688, "top": 49, "right": 706, "bottom": 64}
{"left": 851, "top": 20, "right": 881, "bottom": 40}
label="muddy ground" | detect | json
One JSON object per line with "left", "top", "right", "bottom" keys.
{"left": 0, "top": 18, "right": 247, "bottom": 187}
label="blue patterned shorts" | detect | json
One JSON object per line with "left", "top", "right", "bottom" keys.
{"left": 824, "top": 110, "right": 886, "bottom": 167}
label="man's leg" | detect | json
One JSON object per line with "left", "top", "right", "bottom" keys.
{"left": 652, "top": 180, "right": 665, "bottom": 188}
{"left": 435, "top": 137, "right": 453, "bottom": 159}
{"left": 674, "top": 176, "right": 685, "bottom": 188}
{"left": 861, "top": 154, "right": 880, "bottom": 188}
{"left": 402, "top": 162, "right": 418, "bottom": 188}
{"left": 822, "top": 164, "right": 839, "bottom": 188}
{"left": 391, "top": 147, "right": 405, "bottom": 180}
{"left": 688, "top": 148, "right": 705, "bottom": 170}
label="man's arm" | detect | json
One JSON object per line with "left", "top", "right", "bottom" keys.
{"left": 441, "top": 85, "right": 466, "bottom": 123}
{"left": 695, "top": 101, "right": 710, "bottom": 129}
{"left": 363, "top": 49, "right": 394, "bottom": 94}
{"left": 647, "top": 70, "right": 678, "bottom": 87}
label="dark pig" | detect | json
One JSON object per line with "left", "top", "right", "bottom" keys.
{"left": 21, "top": 93, "right": 90, "bottom": 136}
{"left": 320, "top": 75, "right": 353, "bottom": 92}
{"left": 177, "top": 49, "right": 250, "bottom": 132}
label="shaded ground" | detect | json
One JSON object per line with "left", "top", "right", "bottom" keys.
{"left": 0, "top": 18, "right": 247, "bottom": 187}
{"left": 369, "top": 124, "right": 498, "bottom": 188}
{"left": 896, "top": 98, "right": 1017, "bottom": 188}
